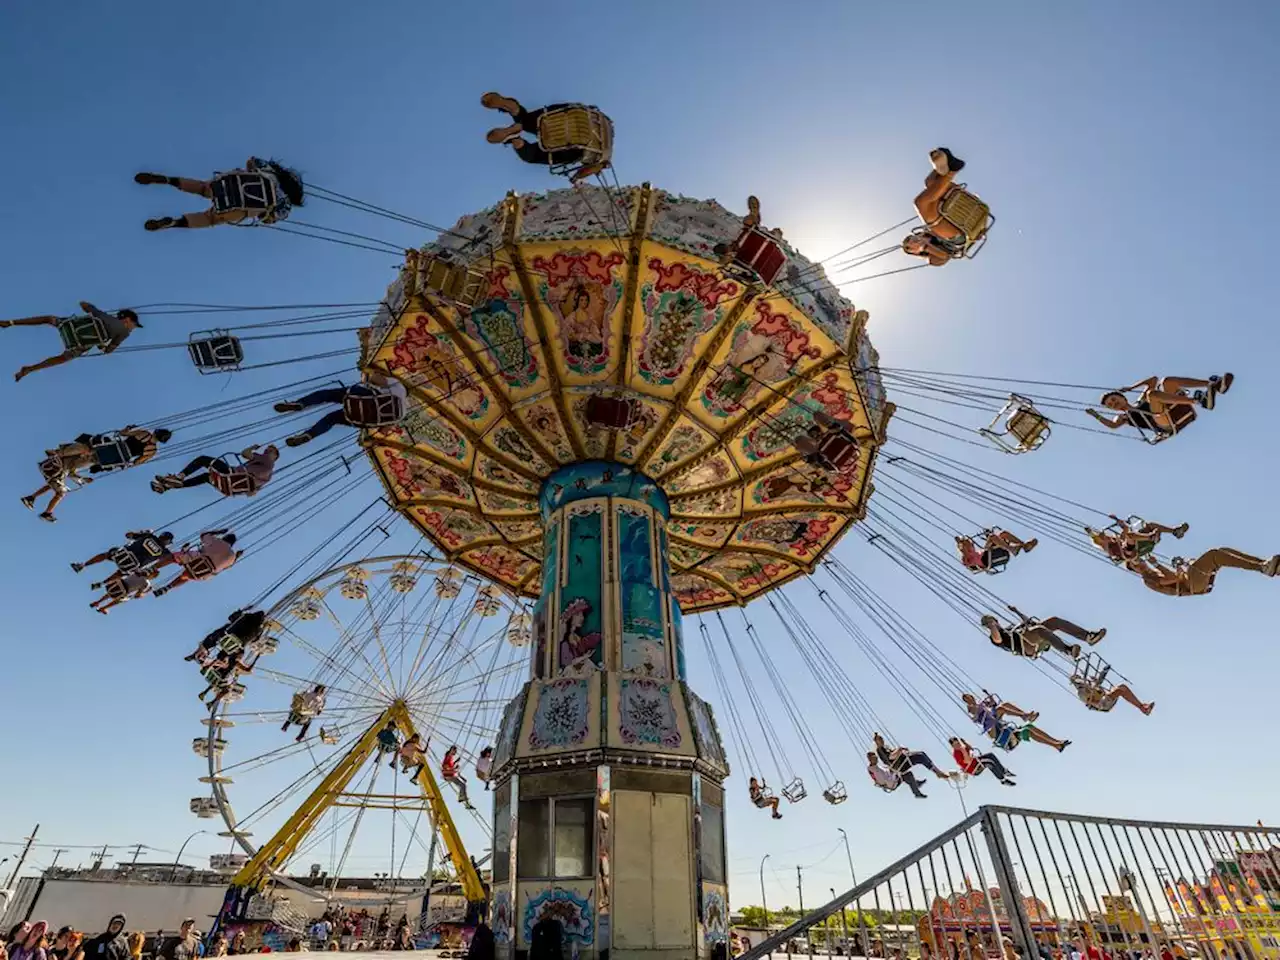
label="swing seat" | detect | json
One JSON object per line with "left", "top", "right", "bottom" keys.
{"left": 110, "top": 535, "right": 169, "bottom": 573}
{"left": 1140, "top": 402, "right": 1197, "bottom": 444}
{"left": 291, "top": 589, "right": 324, "bottom": 620}
{"left": 980, "top": 395, "right": 1050, "bottom": 454}
{"left": 781, "top": 777, "right": 807, "bottom": 803}
{"left": 320, "top": 727, "right": 341, "bottom": 745}
{"left": 812, "top": 428, "right": 859, "bottom": 471}
{"left": 723, "top": 225, "right": 788, "bottom": 287}
{"left": 222, "top": 682, "right": 247, "bottom": 703}
{"left": 104, "top": 578, "right": 131, "bottom": 601}
{"left": 339, "top": 577, "right": 368, "bottom": 600}
{"left": 182, "top": 553, "right": 218, "bottom": 580}
{"left": 419, "top": 255, "right": 488, "bottom": 308}
{"left": 190, "top": 797, "right": 219, "bottom": 818}
{"left": 247, "top": 633, "right": 278, "bottom": 656}
{"left": 91, "top": 436, "right": 135, "bottom": 471}
{"left": 435, "top": 574, "right": 462, "bottom": 599}
{"left": 217, "top": 633, "right": 244, "bottom": 655}
{"left": 211, "top": 171, "right": 278, "bottom": 215}
{"left": 822, "top": 781, "right": 848, "bottom": 805}
{"left": 343, "top": 389, "right": 405, "bottom": 427}
{"left": 930, "top": 185, "right": 994, "bottom": 259}
{"left": 39, "top": 456, "right": 67, "bottom": 482}
{"left": 57, "top": 314, "right": 111, "bottom": 352}
{"left": 189, "top": 331, "right": 245, "bottom": 373}
{"left": 537, "top": 105, "right": 614, "bottom": 176}
{"left": 585, "top": 394, "right": 640, "bottom": 430}
{"left": 389, "top": 563, "right": 418, "bottom": 594}
{"left": 210, "top": 457, "right": 260, "bottom": 497}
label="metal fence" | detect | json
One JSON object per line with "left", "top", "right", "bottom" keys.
{"left": 742, "top": 806, "right": 1280, "bottom": 960}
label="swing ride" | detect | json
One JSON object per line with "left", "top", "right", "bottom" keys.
{"left": 10, "top": 90, "right": 1276, "bottom": 959}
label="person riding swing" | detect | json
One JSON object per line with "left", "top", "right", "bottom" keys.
{"left": 22, "top": 426, "right": 172, "bottom": 522}
{"left": 981, "top": 607, "right": 1105, "bottom": 661}
{"left": 902, "top": 148, "right": 985, "bottom": 266}
{"left": 748, "top": 776, "right": 783, "bottom": 818}
{"left": 152, "top": 444, "right": 279, "bottom": 497}
{"left": 1086, "top": 373, "right": 1233, "bottom": 441}
{"left": 136, "top": 157, "right": 303, "bottom": 231}
{"left": 1129, "top": 549, "right": 1280, "bottom": 596}
{"left": 481, "top": 93, "right": 612, "bottom": 182}
{"left": 961, "top": 692, "right": 1070, "bottom": 753}
{"left": 1085, "top": 516, "right": 1188, "bottom": 565}
{"left": 274, "top": 371, "right": 408, "bottom": 447}
{"left": 153, "top": 529, "right": 241, "bottom": 596}
{"left": 955, "top": 529, "right": 1037, "bottom": 574}
{"left": 281, "top": 684, "right": 327, "bottom": 742}
{"left": 1, "top": 301, "right": 141, "bottom": 382}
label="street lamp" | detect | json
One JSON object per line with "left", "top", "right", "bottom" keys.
{"left": 761, "top": 855, "right": 771, "bottom": 933}
{"left": 170, "top": 831, "right": 209, "bottom": 882}
{"left": 837, "top": 829, "right": 859, "bottom": 888}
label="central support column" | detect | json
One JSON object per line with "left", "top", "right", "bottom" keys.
{"left": 488, "top": 462, "right": 730, "bottom": 960}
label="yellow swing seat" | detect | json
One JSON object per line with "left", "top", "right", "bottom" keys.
{"left": 930, "top": 185, "right": 994, "bottom": 258}
{"left": 537, "top": 105, "right": 614, "bottom": 177}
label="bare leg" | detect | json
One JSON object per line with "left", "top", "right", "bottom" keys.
{"left": 1109, "top": 684, "right": 1155, "bottom": 715}
{"left": 994, "top": 702, "right": 1039, "bottom": 722}
{"left": 92, "top": 596, "right": 123, "bottom": 614}
{"left": 1157, "top": 376, "right": 1213, "bottom": 396}
{"left": 1024, "top": 725, "right": 1069, "bottom": 751}
{"left": 989, "top": 530, "right": 1035, "bottom": 554}
{"left": 1022, "top": 624, "right": 1078, "bottom": 657}
{"left": 0, "top": 315, "right": 58, "bottom": 327}
{"left": 1141, "top": 521, "right": 1187, "bottom": 537}
{"left": 913, "top": 170, "right": 956, "bottom": 222}
{"left": 43, "top": 488, "right": 67, "bottom": 518}
{"left": 77, "top": 551, "right": 114, "bottom": 569}
{"left": 16, "top": 350, "right": 78, "bottom": 382}
{"left": 154, "top": 571, "right": 192, "bottom": 596}
{"left": 171, "top": 178, "right": 215, "bottom": 197}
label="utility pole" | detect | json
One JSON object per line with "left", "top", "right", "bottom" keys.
{"left": 48, "top": 849, "right": 69, "bottom": 873}
{"left": 129, "top": 844, "right": 146, "bottom": 866}
{"left": 91, "top": 845, "right": 109, "bottom": 871}
{"left": 6, "top": 824, "right": 40, "bottom": 887}
{"left": 837, "top": 828, "right": 858, "bottom": 887}
{"left": 759, "top": 854, "right": 771, "bottom": 932}
{"left": 797, "top": 864, "right": 805, "bottom": 914}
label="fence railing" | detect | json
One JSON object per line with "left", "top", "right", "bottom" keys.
{"left": 741, "top": 806, "right": 1280, "bottom": 960}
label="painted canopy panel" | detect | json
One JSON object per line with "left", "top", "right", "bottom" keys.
{"left": 365, "top": 185, "right": 884, "bottom": 611}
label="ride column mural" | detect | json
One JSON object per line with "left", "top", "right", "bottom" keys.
{"left": 364, "top": 180, "right": 888, "bottom": 960}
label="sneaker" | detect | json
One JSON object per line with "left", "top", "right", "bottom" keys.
{"left": 274, "top": 401, "right": 304, "bottom": 413}
{"left": 39, "top": 511, "right": 56, "bottom": 523}
{"left": 144, "top": 217, "right": 176, "bottom": 231}
{"left": 1195, "top": 389, "right": 1211, "bottom": 410}
{"left": 1264, "top": 555, "right": 1280, "bottom": 577}
{"left": 1001, "top": 778, "right": 1016, "bottom": 787}
{"left": 133, "top": 172, "right": 170, "bottom": 185}
{"left": 1026, "top": 710, "right": 1040, "bottom": 723}
{"left": 70, "top": 562, "right": 84, "bottom": 573}
{"left": 1068, "top": 644, "right": 1082, "bottom": 659}
{"left": 1216, "top": 372, "right": 1234, "bottom": 393}
{"left": 932, "top": 147, "right": 966, "bottom": 174}
{"left": 1086, "top": 628, "right": 1106, "bottom": 645}
{"left": 1023, "top": 538, "right": 1039, "bottom": 552}
{"left": 1173, "top": 522, "right": 1189, "bottom": 539}
{"left": 1056, "top": 740, "right": 1072, "bottom": 753}
{"left": 772, "top": 811, "right": 783, "bottom": 819}
{"left": 286, "top": 433, "right": 313, "bottom": 448}
{"left": 1141, "top": 702, "right": 1156, "bottom": 716}
{"left": 20, "top": 495, "right": 34, "bottom": 510}
{"left": 151, "top": 475, "right": 180, "bottom": 494}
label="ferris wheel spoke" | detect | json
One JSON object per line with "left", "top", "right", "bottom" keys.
{"left": 361, "top": 592, "right": 400, "bottom": 697}
{"left": 274, "top": 619, "right": 382, "bottom": 698}
{"left": 405, "top": 657, "right": 524, "bottom": 708}
{"left": 253, "top": 665, "right": 387, "bottom": 710}
{"left": 399, "top": 588, "right": 447, "bottom": 696}
{"left": 319, "top": 599, "right": 395, "bottom": 701}
{"left": 402, "top": 617, "right": 505, "bottom": 705}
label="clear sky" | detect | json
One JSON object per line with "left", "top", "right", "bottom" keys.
{"left": 2, "top": 0, "right": 1279, "bottom": 914}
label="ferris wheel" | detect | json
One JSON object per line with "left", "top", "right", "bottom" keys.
{"left": 191, "top": 554, "right": 531, "bottom": 904}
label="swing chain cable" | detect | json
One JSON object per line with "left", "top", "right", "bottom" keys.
{"left": 713, "top": 611, "right": 793, "bottom": 783}
{"left": 697, "top": 618, "right": 764, "bottom": 780}
{"left": 736, "top": 606, "right": 835, "bottom": 785}
{"left": 762, "top": 594, "right": 882, "bottom": 756}
{"left": 809, "top": 577, "right": 956, "bottom": 749}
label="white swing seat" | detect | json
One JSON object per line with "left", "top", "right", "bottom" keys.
{"left": 189, "top": 331, "right": 245, "bottom": 373}
{"left": 221, "top": 682, "right": 247, "bottom": 703}
{"left": 320, "top": 727, "right": 341, "bottom": 745}
{"left": 343, "top": 390, "right": 405, "bottom": 427}
{"left": 822, "top": 781, "right": 848, "bottom": 805}
{"left": 246, "top": 634, "right": 278, "bottom": 656}
{"left": 980, "top": 394, "right": 1050, "bottom": 454}
{"left": 781, "top": 777, "right": 807, "bottom": 803}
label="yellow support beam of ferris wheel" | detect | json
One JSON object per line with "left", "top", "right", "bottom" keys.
{"left": 389, "top": 702, "right": 487, "bottom": 905}
{"left": 231, "top": 705, "right": 397, "bottom": 888}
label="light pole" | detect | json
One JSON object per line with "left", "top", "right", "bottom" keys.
{"left": 837, "top": 828, "right": 858, "bottom": 888}
{"left": 761, "top": 855, "right": 771, "bottom": 934}
{"left": 170, "top": 830, "right": 209, "bottom": 882}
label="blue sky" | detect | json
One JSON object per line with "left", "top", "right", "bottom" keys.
{"left": 2, "top": 1, "right": 1279, "bottom": 912}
